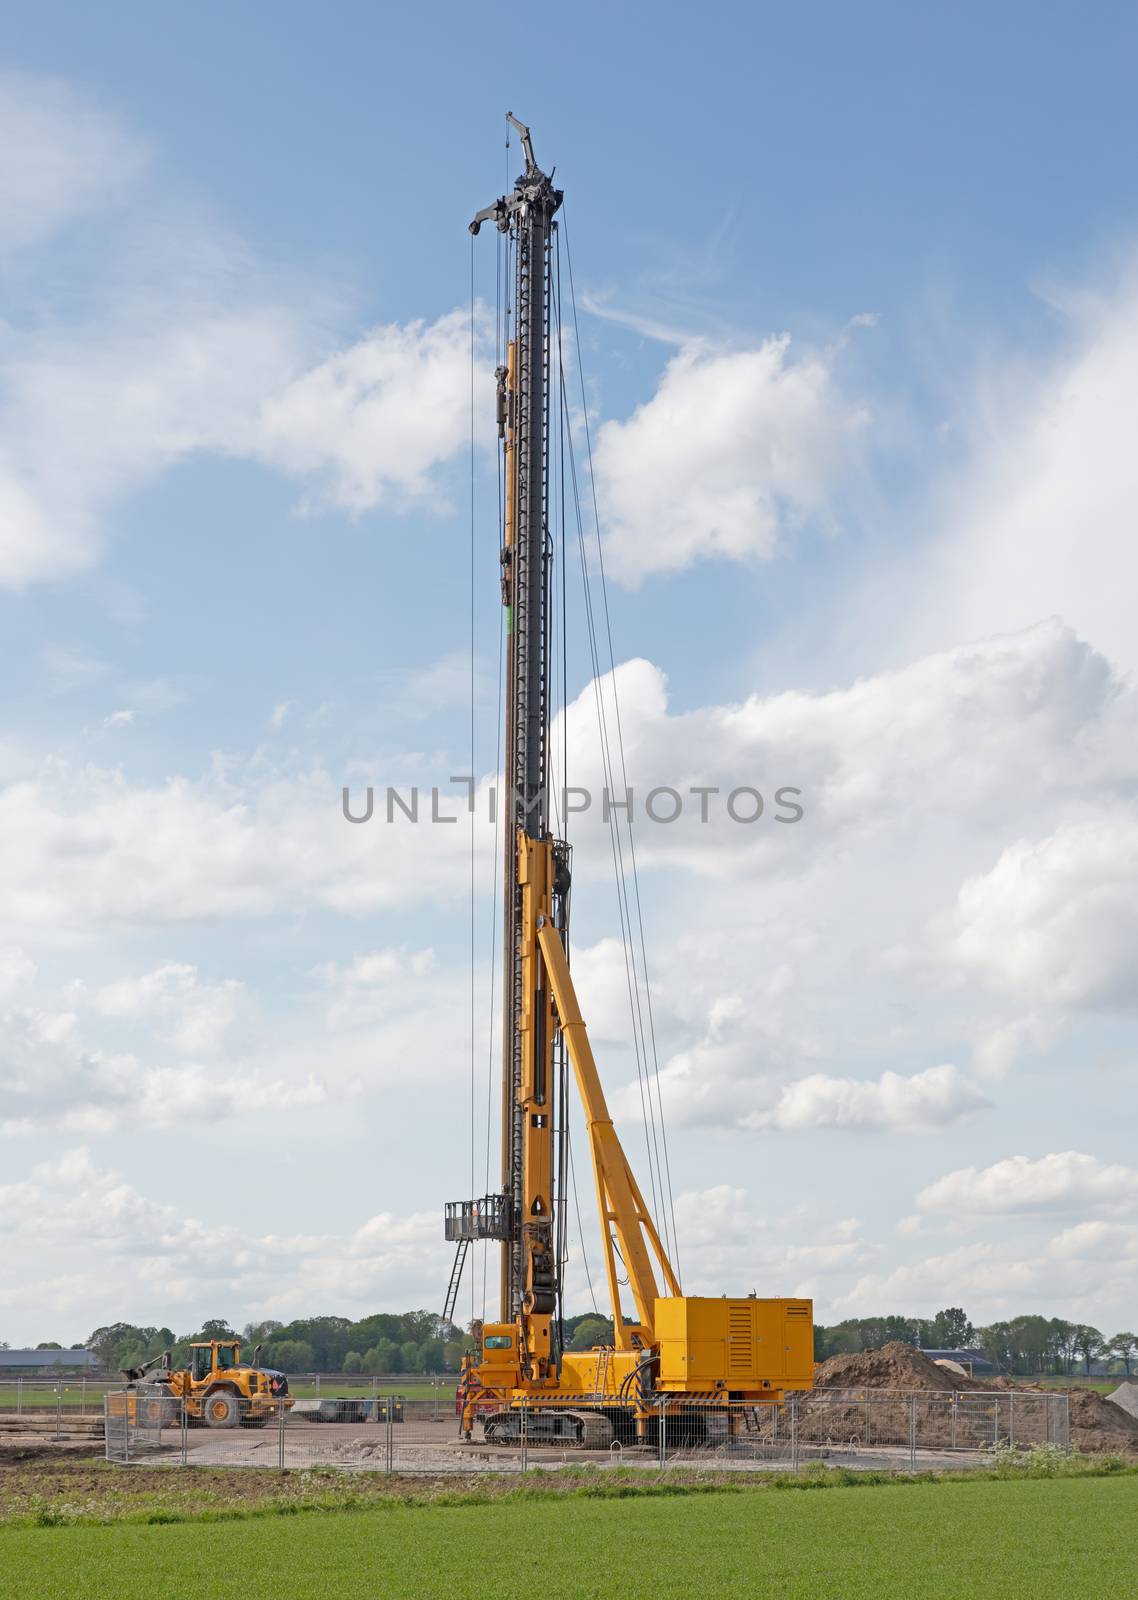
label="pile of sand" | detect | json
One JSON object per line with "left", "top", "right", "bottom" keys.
{"left": 803, "top": 1343, "right": 1138, "bottom": 1456}
{"left": 1066, "top": 1388, "right": 1138, "bottom": 1455}
{"left": 812, "top": 1341, "right": 959, "bottom": 1393}
{"left": 985, "top": 1372, "right": 1138, "bottom": 1452}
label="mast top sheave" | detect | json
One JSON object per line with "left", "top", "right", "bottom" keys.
{"left": 469, "top": 113, "right": 562, "bottom": 236}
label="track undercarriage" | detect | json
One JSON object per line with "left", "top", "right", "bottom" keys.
{"left": 479, "top": 1401, "right": 737, "bottom": 1450}
{"left": 482, "top": 1408, "right": 616, "bottom": 1448}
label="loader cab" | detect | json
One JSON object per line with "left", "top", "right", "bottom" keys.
{"left": 190, "top": 1341, "right": 240, "bottom": 1383}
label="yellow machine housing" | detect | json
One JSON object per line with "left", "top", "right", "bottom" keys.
{"left": 655, "top": 1297, "right": 815, "bottom": 1392}
{"left": 476, "top": 1297, "right": 813, "bottom": 1406}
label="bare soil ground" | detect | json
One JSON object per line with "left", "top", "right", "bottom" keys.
{"left": 803, "top": 1343, "right": 1138, "bottom": 1456}
{"left": 0, "top": 1458, "right": 537, "bottom": 1524}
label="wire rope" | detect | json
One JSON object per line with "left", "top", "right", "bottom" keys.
{"left": 468, "top": 229, "right": 478, "bottom": 1330}
{"left": 560, "top": 205, "right": 681, "bottom": 1281}
{"left": 554, "top": 332, "right": 663, "bottom": 1236}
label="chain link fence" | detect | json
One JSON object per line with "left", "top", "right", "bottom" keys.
{"left": 0, "top": 1372, "right": 453, "bottom": 1418}
{"left": 104, "top": 1386, "right": 514, "bottom": 1473}
{"left": 653, "top": 1389, "right": 1069, "bottom": 1472}
{"left": 0, "top": 1377, "right": 102, "bottom": 1416}
{"left": 103, "top": 1385, "right": 1069, "bottom": 1474}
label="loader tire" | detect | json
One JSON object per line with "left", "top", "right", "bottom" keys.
{"left": 204, "top": 1391, "right": 241, "bottom": 1429}
{"left": 140, "top": 1396, "right": 177, "bottom": 1429}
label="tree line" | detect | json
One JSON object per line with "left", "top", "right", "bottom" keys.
{"left": 815, "top": 1309, "right": 1138, "bottom": 1376}
{"left": 83, "top": 1313, "right": 468, "bottom": 1375}
{"left": 36, "top": 1305, "right": 1138, "bottom": 1378}
{"left": 81, "top": 1312, "right": 619, "bottom": 1374}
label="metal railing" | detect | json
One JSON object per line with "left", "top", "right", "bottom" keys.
{"left": 103, "top": 1386, "right": 1069, "bottom": 1474}
{"left": 652, "top": 1389, "right": 1069, "bottom": 1471}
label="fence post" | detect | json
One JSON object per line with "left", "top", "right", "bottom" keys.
{"left": 520, "top": 1404, "right": 528, "bottom": 1473}
{"left": 658, "top": 1401, "right": 666, "bottom": 1469}
{"left": 16, "top": 1378, "right": 21, "bottom": 1415}
{"left": 277, "top": 1397, "right": 285, "bottom": 1471}
{"left": 385, "top": 1400, "right": 393, "bottom": 1473}
{"left": 791, "top": 1396, "right": 799, "bottom": 1474}
{"left": 55, "top": 1387, "right": 63, "bottom": 1441}
{"left": 1009, "top": 1392, "right": 1015, "bottom": 1450}
{"left": 908, "top": 1395, "right": 916, "bottom": 1472}
{"left": 180, "top": 1397, "right": 188, "bottom": 1467}
{"left": 314, "top": 1373, "right": 320, "bottom": 1398}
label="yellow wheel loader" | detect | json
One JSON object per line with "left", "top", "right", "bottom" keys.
{"left": 118, "top": 1339, "right": 292, "bottom": 1428}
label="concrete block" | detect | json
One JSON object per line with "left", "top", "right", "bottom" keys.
{"left": 1108, "top": 1380, "right": 1138, "bottom": 1421}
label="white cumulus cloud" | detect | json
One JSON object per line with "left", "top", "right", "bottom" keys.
{"left": 943, "top": 814, "right": 1138, "bottom": 1015}
{"left": 0, "top": 76, "right": 492, "bottom": 590}
{"left": 746, "top": 1063, "right": 990, "bottom": 1133}
{"left": 592, "top": 336, "right": 868, "bottom": 584}
{"left": 72, "top": 963, "right": 245, "bottom": 1055}
{"left": 255, "top": 309, "right": 491, "bottom": 512}
{"left": 917, "top": 1152, "right": 1138, "bottom": 1218}
{"left": 0, "top": 1147, "right": 447, "bottom": 1340}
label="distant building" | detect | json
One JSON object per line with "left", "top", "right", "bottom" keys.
{"left": 921, "top": 1347, "right": 996, "bottom": 1376}
{"left": 0, "top": 1349, "right": 97, "bottom": 1372}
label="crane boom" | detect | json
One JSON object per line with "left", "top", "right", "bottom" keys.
{"left": 536, "top": 915, "right": 681, "bottom": 1345}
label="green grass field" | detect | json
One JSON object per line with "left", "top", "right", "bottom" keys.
{"left": 1032, "top": 1377, "right": 1120, "bottom": 1395}
{"left": 2, "top": 1475, "right": 1135, "bottom": 1599}
{"left": 0, "top": 1380, "right": 453, "bottom": 1410}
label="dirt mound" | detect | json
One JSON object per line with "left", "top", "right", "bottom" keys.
{"left": 984, "top": 1375, "right": 1138, "bottom": 1454}
{"left": 807, "top": 1349, "right": 1138, "bottom": 1455}
{"left": 1067, "top": 1388, "right": 1138, "bottom": 1455}
{"left": 812, "top": 1342, "right": 960, "bottom": 1393}
{"left": 0, "top": 1441, "right": 103, "bottom": 1462}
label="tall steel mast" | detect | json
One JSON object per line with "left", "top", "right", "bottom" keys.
{"left": 446, "top": 117, "right": 568, "bottom": 1374}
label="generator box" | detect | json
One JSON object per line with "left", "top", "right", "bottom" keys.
{"left": 654, "top": 1296, "right": 814, "bottom": 1392}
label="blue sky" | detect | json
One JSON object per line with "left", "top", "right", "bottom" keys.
{"left": 2, "top": 3, "right": 1137, "bottom": 1346}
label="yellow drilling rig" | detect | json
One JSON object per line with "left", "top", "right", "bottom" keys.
{"left": 444, "top": 118, "right": 813, "bottom": 1448}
